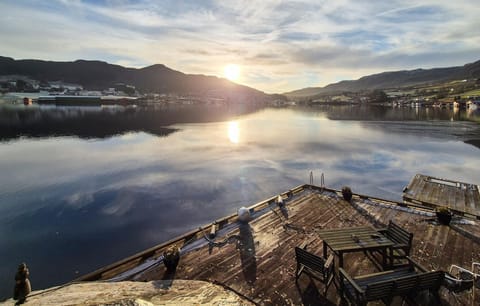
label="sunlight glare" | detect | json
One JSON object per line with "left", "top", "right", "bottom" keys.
{"left": 228, "top": 121, "right": 240, "bottom": 143}
{"left": 224, "top": 64, "right": 240, "bottom": 81}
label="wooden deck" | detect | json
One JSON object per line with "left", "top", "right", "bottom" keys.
{"left": 73, "top": 185, "right": 480, "bottom": 305}
{"left": 403, "top": 174, "right": 480, "bottom": 219}
{"left": 131, "top": 189, "right": 479, "bottom": 305}
{"left": 135, "top": 191, "right": 380, "bottom": 305}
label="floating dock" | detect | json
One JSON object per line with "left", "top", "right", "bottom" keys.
{"left": 403, "top": 174, "right": 480, "bottom": 219}
{"left": 73, "top": 184, "right": 480, "bottom": 305}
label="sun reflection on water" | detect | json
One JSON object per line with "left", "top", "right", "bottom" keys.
{"left": 228, "top": 121, "right": 240, "bottom": 143}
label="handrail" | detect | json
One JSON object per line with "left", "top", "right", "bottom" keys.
{"left": 449, "top": 264, "right": 474, "bottom": 276}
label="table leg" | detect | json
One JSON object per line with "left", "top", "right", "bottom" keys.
{"left": 339, "top": 252, "right": 344, "bottom": 268}
{"left": 388, "top": 247, "right": 393, "bottom": 268}
{"left": 382, "top": 248, "right": 386, "bottom": 269}
{"left": 323, "top": 241, "right": 327, "bottom": 259}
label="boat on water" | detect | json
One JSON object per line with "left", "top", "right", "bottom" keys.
{"left": 23, "top": 97, "right": 33, "bottom": 105}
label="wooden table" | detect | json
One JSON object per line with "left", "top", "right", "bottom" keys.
{"left": 318, "top": 226, "right": 394, "bottom": 269}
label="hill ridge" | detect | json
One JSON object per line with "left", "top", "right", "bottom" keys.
{"left": 0, "top": 56, "right": 268, "bottom": 101}
{"left": 285, "top": 59, "right": 480, "bottom": 97}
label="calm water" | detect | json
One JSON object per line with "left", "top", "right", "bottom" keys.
{"left": 1, "top": 104, "right": 480, "bottom": 298}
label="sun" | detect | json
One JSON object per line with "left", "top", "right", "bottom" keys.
{"left": 224, "top": 64, "right": 240, "bottom": 81}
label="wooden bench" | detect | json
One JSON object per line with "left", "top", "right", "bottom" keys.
{"left": 294, "top": 246, "right": 335, "bottom": 295}
{"left": 379, "top": 221, "right": 413, "bottom": 262}
{"left": 339, "top": 258, "right": 444, "bottom": 305}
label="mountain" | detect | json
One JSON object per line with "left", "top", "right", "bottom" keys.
{"left": 0, "top": 56, "right": 271, "bottom": 101}
{"left": 285, "top": 60, "right": 480, "bottom": 98}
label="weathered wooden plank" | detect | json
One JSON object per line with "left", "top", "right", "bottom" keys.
{"left": 419, "top": 179, "right": 433, "bottom": 203}
{"left": 453, "top": 187, "right": 465, "bottom": 212}
{"left": 473, "top": 187, "right": 480, "bottom": 211}
{"left": 455, "top": 189, "right": 465, "bottom": 211}
{"left": 470, "top": 187, "right": 480, "bottom": 212}
{"left": 447, "top": 187, "right": 456, "bottom": 208}
{"left": 403, "top": 174, "right": 480, "bottom": 218}
{"left": 464, "top": 189, "right": 473, "bottom": 214}
{"left": 429, "top": 182, "right": 441, "bottom": 206}
{"left": 452, "top": 187, "right": 461, "bottom": 210}
{"left": 415, "top": 177, "right": 427, "bottom": 196}
{"left": 405, "top": 175, "right": 422, "bottom": 195}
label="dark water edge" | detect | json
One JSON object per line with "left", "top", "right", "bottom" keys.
{"left": 464, "top": 138, "right": 480, "bottom": 149}
{"left": 0, "top": 104, "right": 261, "bottom": 141}
{"left": 0, "top": 104, "right": 479, "bottom": 300}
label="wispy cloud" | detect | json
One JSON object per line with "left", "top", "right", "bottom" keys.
{"left": 0, "top": 0, "right": 479, "bottom": 93}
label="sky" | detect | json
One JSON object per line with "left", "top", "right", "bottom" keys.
{"left": 1, "top": 0, "right": 480, "bottom": 93}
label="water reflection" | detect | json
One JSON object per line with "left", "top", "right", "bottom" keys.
{"left": 0, "top": 105, "right": 479, "bottom": 299}
{"left": 466, "top": 108, "right": 480, "bottom": 123}
{"left": 0, "top": 104, "right": 260, "bottom": 141}
{"left": 309, "top": 104, "right": 480, "bottom": 123}
{"left": 228, "top": 121, "right": 240, "bottom": 144}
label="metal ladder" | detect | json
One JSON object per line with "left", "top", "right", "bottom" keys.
{"left": 309, "top": 171, "right": 325, "bottom": 191}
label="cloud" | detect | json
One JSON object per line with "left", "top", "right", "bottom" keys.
{"left": 291, "top": 45, "right": 480, "bottom": 70}
{"left": 101, "top": 192, "right": 136, "bottom": 216}
{"left": 65, "top": 191, "right": 95, "bottom": 209}
{"left": 245, "top": 53, "right": 288, "bottom": 66}
{"left": 0, "top": 0, "right": 479, "bottom": 93}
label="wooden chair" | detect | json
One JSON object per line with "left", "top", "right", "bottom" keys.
{"left": 294, "top": 246, "right": 334, "bottom": 295}
{"left": 379, "top": 221, "right": 413, "bottom": 264}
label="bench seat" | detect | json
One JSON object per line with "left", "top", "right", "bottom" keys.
{"left": 340, "top": 257, "right": 444, "bottom": 306}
